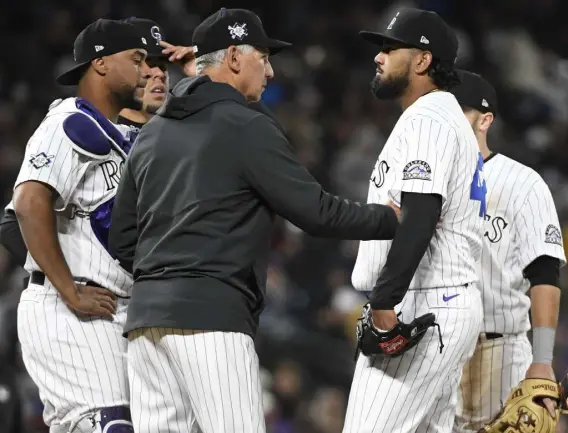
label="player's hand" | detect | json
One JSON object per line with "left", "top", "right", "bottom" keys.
{"left": 371, "top": 309, "right": 397, "bottom": 331}
{"left": 160, "top": 41, "right": 196, "bottom": 77}
{"left": 64, "top": 285, "right": 117, "bottom": 318}
{"left": 525, "top": 362, "right": 557, "bottom": 418}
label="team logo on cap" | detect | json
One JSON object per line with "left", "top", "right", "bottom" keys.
{"left": 402, "top": 160, "right": 432, "bottom": 181}
{"left": 151, "top": 26, "right": 162, "bottom": 45}
{"left": 482, "top": 99, "right": 489, "bottom": 108}
{"left": 387, "top": 12, "right": 399, "bottom": 30}
{"left": 228, "top": 22, "right": 248, "bottom": 40}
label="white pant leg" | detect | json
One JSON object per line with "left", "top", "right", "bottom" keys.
{"left": 17, "top": 283, "right": 130, "bottom": 431}
{"left": 128, "top": 328, "right": 265, "bottom": 433}
{"left": 453, "top": 333, "right": 532, "bottom": 432}
{"left": 343, "top": 286, "right": 482, "bottom": 433}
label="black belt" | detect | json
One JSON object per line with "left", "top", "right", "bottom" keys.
{"left": 485, "top": 332, "right": 503, "bottom": 340}
{"left": 29, "top": 271, "right": 130, "bottom": 298}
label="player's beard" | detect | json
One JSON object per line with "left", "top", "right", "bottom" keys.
{"left": 371, "top": 67, "right": 410, "bottom": 100}
{"left": 114, "top": 85, "right": 144, "bottom": 111}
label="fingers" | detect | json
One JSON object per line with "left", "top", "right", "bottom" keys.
{"left": 97, "top": 298, "right": 117, "bottom": 315}
{"left": 159, "top": 40, "right": 173, "bottom": 49}
{"left": 91, "top": 287, "right": 117, "bottom": 300}
{"left": 542, "top": 397, "right": 557, "bottom": 419}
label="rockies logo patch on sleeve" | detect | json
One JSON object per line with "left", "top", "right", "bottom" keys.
{"left": 402, "top": 160, "right": 431, "bottom": 181}
{"left": 29, "top": 152, "right": 55, "bottom": 169}
{"left": 544, "top": 224, "right": 562, "bottom": 245}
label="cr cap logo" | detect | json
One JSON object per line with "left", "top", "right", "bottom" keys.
{"left": 150, "top": 25, "right": 162, "bottom": 45}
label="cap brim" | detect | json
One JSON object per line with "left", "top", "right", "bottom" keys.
{"left": 56, "top": 61, "right": 91, "bottom": 86}
{"left": 359, "top": 31, "right": 410, "bottom": 48}
{"left": 261, "top": 38, "right": 292, "bottom": 55}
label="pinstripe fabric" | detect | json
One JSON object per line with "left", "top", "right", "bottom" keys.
{"left": 13, "top": 97, "right": 134, "bottom": 298}
{"left": 343, "top": 286, "right": 482, "bottom": 433}
{"left": 453, "top": 334, "right": 532, "bottom": 432}
{"left": 451, "top": 155, "right": 564, "bottom": 431}
{"left": 352, "top": 91, "right": 485, "bottom": 293}
{"left": 16, "top": 281, "right": 130, "bottom": 430}
{"left": 127, "top": 329, "right": 265, "bottom": 433}
{"left": 477, "top": 154, "right": 566, "bottom": 335}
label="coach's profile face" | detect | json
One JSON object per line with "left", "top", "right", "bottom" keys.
{"left": 230, "top": 46, "right": 274, "bottom": 102}
{"left": 100, "top": 48, "right": 151, "bottom": 110}
{"left": 371, "top": 42, "right": 432, "bottom": 100}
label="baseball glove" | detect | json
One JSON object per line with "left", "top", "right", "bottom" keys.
{"left": 354, "top": 303, "right": 443, "bottom": 359}
{"left": 478, "top": 378, "right": 564, "bottom": 433}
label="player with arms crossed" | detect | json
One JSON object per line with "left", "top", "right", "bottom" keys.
{"left": 343, "top": 8, "right": 487, "bottom": 433}
{"left": 450, "top": 71, "right": 566, "bottom": 432}
{"left": 12, "top": 19, "right": 150, "bottom": 433}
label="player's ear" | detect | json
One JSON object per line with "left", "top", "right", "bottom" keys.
{"left": 479, "top": 112, "right": 494, "bottom": 133}
{"left": 226, "top": 46, "right": 242, "bottom": 73}
{"left": 414, "top": 50, "right": 433, "bottom": 75}
{"left": 91, "top": 57, "right": 108, "bottom": 77}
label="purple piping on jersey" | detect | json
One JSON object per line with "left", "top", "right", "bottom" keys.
{"left": 75, "top": 98, "right": 135, "bottom": 154}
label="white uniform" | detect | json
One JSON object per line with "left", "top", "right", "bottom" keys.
{"left": 454, "top": 154, "right": 566, "bottom": 432}
{"left": 15, "top": 98, "right": 136, "bottom": 432}
{"left": 344, "top": 91, "right": 486, "bottom": 433}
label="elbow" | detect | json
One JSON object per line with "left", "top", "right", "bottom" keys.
{"left": 13, "top": 182, "right": 52, "bottom": 220}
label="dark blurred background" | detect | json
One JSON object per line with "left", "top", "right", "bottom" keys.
{"left": 1, "top": 0, "right": 568, "bottom": 432}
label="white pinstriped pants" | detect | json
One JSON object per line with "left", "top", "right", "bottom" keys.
{"left": 453, "top": 333, "right": 532, "bottom": 432}
{"left": 343, "top": 286, "right": 483, "bottom": 433}
{"left": 127, "top": 328, "right": 265, "bottom": 433}
{"left": 17, "top": 282, "right": 130, "bottom": 432}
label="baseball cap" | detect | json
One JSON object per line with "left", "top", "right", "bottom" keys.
{"left": 57, "top": 19, "right": 149, "bottom": 86}
{"left": 359, "top": 7, "right": 458, "bottom": 64}
{"left": 192, "top": 8, "right": 292, "bottom": 57}
{"left": 451, "top": 70, "right": 498, "bottom": 117}
{"left": 123, "top": 17, "right": 167, "bottom": 58}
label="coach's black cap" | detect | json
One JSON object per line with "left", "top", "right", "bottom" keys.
{"left": 123, "top": 17, "right": 167, "bottom": 58}
{"left": 451, "top": 70, "right": 498, "bottom": 117}
{"left": 57, "top": 19, "right": 149, "bottom": 86}
{"left": 192, "top": 8, "right": 292, "bottom": 57}
{"left": 360, "top": 7, "right": 458, "bottom": 64}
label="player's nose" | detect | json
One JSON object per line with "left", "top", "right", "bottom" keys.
{"left": 375, "top": 52, "right": 385, "bottom": 65}
{"left": 140, "top": 60, "right": 152, "bottom": 79}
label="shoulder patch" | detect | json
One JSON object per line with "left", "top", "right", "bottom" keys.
{"left": 402, "top": 160, "right": 431, "bottom": 181}
{"left": 63, "top": 113, "right": 111, "bottom": 159}
{"left": 544, "top": 224, "right": 562, "bottom": 246}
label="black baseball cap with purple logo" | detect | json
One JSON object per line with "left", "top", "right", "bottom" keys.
{"left": 359, "top": 7, "right": 458, "bottom": 64}
{"left": 192, "top": 8, "right": 292, "bottom": 57}
{"left": 57, "top": 18, "right": 149, "bottom": 86}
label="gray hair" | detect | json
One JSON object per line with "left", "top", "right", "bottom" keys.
{"left": 195, "top": 44, "right": 256, "bottom": 75}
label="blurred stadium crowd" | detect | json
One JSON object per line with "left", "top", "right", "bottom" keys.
{"left": 1, "top": 0, "right": 568, "bottom": 431}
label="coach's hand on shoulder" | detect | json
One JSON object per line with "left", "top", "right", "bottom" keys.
{"left": 525, "top": 362, "right": 558, "bottom": 418}
{"left": 372, "top": 309, "right": 397, "bottom": 331}
{"left": 160, "top": 41, "right": 196, "bottom": 77}
{"left": 64, "top": 285, "right": 117, "bottom": 318}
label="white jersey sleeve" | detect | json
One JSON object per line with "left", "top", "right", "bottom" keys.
{"left": 515, "top": 179, "right": 566, "bottom": 270}
{"left": 14, "top": 114, "right": 90, "bottom": 211}
{"left": 388, "top": 116, "right": 457, "bottom": 203}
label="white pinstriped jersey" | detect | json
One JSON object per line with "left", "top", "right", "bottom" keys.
{"left": 352, "top": 91, "right": 486, "bottom": 291}
{"left": 13, "top": 98, "right": 136, "bottom": 297}
{"left": 480, "top": 154, "right": 566, "bottom": 334}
